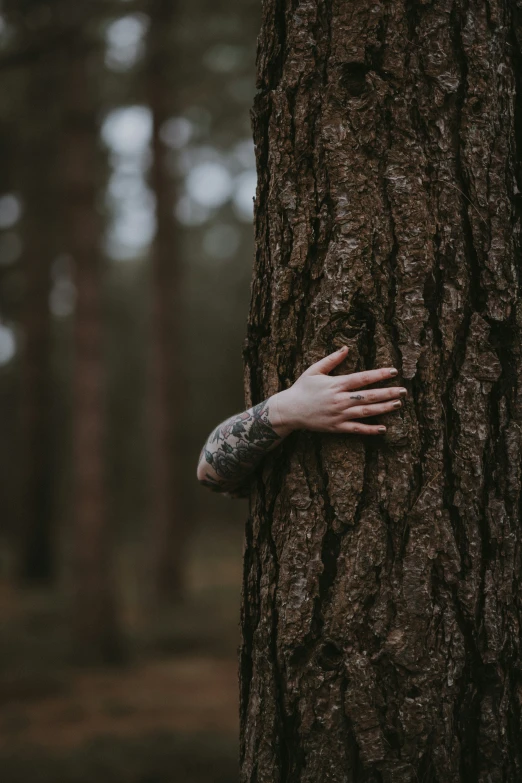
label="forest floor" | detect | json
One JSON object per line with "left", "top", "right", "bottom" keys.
{"left": 0, "top": 521, "right": 244, "bottom": 783}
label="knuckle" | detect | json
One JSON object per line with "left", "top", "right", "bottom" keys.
{"left": 361, "top": 406, "right": 371, "bottom": 417}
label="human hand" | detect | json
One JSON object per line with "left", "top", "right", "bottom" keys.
{"left": 270, "top": 346, "right": 406, "bottom": 436}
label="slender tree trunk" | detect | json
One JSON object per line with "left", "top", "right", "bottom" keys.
{"left": 18, "top": 187, "right": 54, "bottom": 584}
{"left": 146, "top": 0, "right": 185, "bottom": 602}
{"left": 16, "top": 19, "right": 61, "bottom": 584}
{"left": 18, "top": 196, "right": 54, "bottom": 583}
{"left": 62, "top": 46, "right": 124, "bottom": 663}
{"left": 241, "top": 1, "right": 522, "bottom": 781}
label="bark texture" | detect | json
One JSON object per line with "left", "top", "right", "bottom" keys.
{"left": 241, "top": 0, "right": 522, "bottom": 780}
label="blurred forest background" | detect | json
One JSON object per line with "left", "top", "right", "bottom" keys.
{"left": 0, "top": 0, "right": 259, "bottom": 780}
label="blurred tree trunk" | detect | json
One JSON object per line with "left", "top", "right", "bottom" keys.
{"left": 146, "top": 0, "right": 186, "bottom": 602}
{"left": 62, "top": 45, "right": 124, "bottom": 663}
{"left": 241, "top": 1, "right": 522, "bottom": 781}
{"left": 17, "top": 57, "right": 60, "bottom": 585}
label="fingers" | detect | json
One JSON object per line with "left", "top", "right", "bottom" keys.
{"left": 337, "top": 421, "right": 387, "bottom": 436}
{"left": 306, "top": 346, "right": 349, "bottom": 376}
{"left": 337, "top": 366, "right": 398, "bottom": 390}
{"left": 340, "top": 386, "right": 407, "bottom": 406}
{"left": 345, "top": 399, "right": 402, "bottom": 419}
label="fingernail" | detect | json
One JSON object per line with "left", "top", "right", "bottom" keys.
{"left": 399, "top": 388, "right": 407, "bottom": 396}
{"left": 378, "top": 426, "right": 386, "bottom": 433}
{"left": 389, "top": 368, "right": 398, "bottom": 376}
{"left": 393, "top": 400, "right": 402, "bottom": 409}
{"left": 339, "top": 346, "right": 348, "bottom": 352}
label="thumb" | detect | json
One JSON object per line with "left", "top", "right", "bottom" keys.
{"left": 306, "top": 345, "right": 349, "bottom": 375}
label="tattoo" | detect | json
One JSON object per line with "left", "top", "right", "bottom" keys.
{"left": 198, "top": 400, "right": 283, "bottom": 492}
{"left": 350, "top": 394, "right": 364, "bottom": 400}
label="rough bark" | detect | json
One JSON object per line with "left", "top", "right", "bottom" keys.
{"left": 62, "top": 45, "right": 124, "bottom": 663}
{"left": 241, "top": 0, "right": 522, "bottom": 781}
{"left": 146, "top": 0, "right": 186, "bottom": 603}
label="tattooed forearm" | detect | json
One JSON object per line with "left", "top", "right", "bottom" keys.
{"left": 196, "top": 399, "right": 286, "bottom": 496}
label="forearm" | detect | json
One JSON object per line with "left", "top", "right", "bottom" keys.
{"left": 196, "top": 392, "right": 293, "bottom": 494}
{"left": 197, "top": 347, "right": 405, "bottom": 497}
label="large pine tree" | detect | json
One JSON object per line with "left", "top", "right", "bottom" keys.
{"left": 240, "top": 0, "right": 522, "bottom": 779}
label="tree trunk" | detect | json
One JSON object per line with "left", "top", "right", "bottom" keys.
{"left": 146, "top": 0, "right": 186, "bottom": 603}
{"left": 241, "top": 1, "right": 522, "bottom": 781}
{"left": 62, "top": 46, "right": 124, "bottom": 663}
{"left": 17, "top": 51, "right": 61, "bottom": 584}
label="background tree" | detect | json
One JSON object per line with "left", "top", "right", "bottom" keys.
{"left": 241, "top": 0, "right": 522, "bottom": 780}
{"left": 17, "top": 36, "right": 62, "bottom": 585}
{"left": 146, "top": 0, "right": 186, "bottom": 603}
{"left": 62, "top": 37, "right": 124, "bottom": 663}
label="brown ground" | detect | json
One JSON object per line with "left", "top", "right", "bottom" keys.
{"left": 0, "top": 522, "right": 244, "bottom": 783}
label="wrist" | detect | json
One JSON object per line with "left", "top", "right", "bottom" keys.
{"left": 269, "top": 389, "right": 299, "bottom": 436}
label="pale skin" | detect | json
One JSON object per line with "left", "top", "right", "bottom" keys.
{"left": 196, "top": 345, "right": 407, "bottom": 496}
